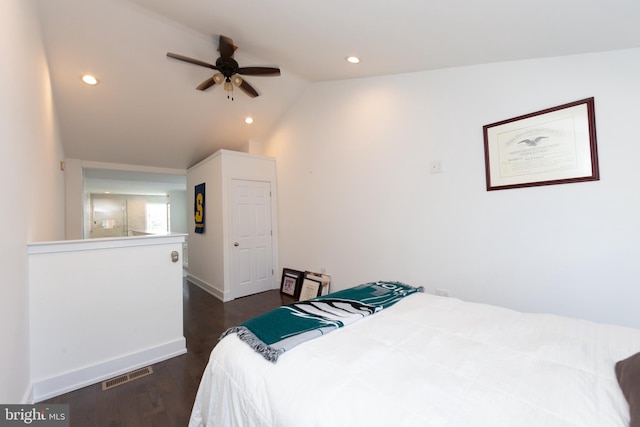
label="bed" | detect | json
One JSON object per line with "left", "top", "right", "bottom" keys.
{"left": 189, "top": 283, "right": 640, "bottom": 427}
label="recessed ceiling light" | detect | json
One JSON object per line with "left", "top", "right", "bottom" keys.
{"left": 244, "top": 117, "right": 254, "bottom": 124}
{"left": 346, "top": 56, "right": 360, "bottom": 64}
{"left": 81, "top": 74, "right": 99, "bottom": 85}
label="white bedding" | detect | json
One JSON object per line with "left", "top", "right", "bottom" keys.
{"left": 189, "top": 292, "right": 640, "bottom": 426}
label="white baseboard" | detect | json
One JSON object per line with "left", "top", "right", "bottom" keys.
{"left": 187, "top": 274, "right": 229, "bottom": 301}
{"left": 22, "top": 384, "right": 34, "bottom": 404}
{"left": 31, "top": 338, "right": 186, "bottom": 403}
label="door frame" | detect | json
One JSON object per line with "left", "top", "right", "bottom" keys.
{"left": 223, "top": 175, "right": 279, "bottom": 300}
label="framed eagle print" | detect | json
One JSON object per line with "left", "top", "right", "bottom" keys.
{"left": 483, "top": 98, "right": 599, "bottom": 191}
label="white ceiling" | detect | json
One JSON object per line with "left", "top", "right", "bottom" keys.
{"left": 36, "top": 0, "right": 640, "bottom": 174}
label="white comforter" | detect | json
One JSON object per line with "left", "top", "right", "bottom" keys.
{"left": 189, "top": 292, "right": 639, "bottom": 426}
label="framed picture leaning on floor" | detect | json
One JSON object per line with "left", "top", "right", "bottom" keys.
{"left": 280, "top": 268, "right": 304, "bottom": 298}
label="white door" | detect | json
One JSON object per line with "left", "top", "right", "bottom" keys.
{"left": 230, "top": 179, "right": 274, "bottom": 298}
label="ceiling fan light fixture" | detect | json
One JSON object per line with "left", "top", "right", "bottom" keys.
{"left": 213, "top": 73, "right": 225, "bottom": 85}
{"left": 167, "top": 35, "right": 280, "bottom": 99}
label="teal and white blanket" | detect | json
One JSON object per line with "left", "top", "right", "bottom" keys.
{"left": 220, "top": 281, "right": 424, "bottom": 362}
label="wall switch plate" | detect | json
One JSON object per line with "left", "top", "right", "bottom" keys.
{"left": 430, "top": 161, "right": 443, "bottom": 174}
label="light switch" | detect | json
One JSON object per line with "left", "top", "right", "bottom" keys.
{"left": 430, "top": 161, "right": 443, "bottom": 174}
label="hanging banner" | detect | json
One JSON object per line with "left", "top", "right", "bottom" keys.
{"left": 194, "top": 183, "right": 205, "bottom": 234}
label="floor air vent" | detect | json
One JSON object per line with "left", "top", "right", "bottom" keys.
{"left": 102, "top": 366, "right": 154, "bottom": 391}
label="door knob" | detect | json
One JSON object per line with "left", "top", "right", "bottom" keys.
{"left": 234, "top": 242, "right": 239, "bottom": 247}
{"left": 171, "top": 250, "right": 179, "bottom": 263}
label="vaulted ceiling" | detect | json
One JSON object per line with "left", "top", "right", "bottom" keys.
{"left": 36, "top": 0, "right": 640, "bottom": 171}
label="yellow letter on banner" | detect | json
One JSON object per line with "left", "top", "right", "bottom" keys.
{"left": 194, "top": 183, "right": 205, "bottom": 233}
{"left": 195, "top": 193, "right": 203, "bottom": 222}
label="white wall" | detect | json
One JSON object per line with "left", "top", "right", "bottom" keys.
{"left": 169, "top": 190, "right": 188, "bottom": 233}
{"left": 261, "top": 48, "right": 640, "bottom": 328}
{"left": 28, "top": 235, "right": 186, "bottom": 401}
{"left": 64, "top": 158, "right": 84, "bottom": 240}
{"left": 0, "top": 0, "right": 65, "bottom": 403}
{"left": 187, "top": 150, "right": 278, "bottom": 300}
{"left": 187, "top": 153, "right": 225, "bottom": 298}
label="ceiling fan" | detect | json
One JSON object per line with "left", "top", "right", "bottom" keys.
{"left": 167, "top": 35, "right": 280, "bottom": 100}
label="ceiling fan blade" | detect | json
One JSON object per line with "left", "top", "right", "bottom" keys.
{"left": 237, "top": 66, "right": 281, "bottom": 76}
{"left": 238, "top": 79, "right": 259, "bottom": 98}
{"left": 166, "top": 52, "right": 217, "bottom": 70}
{"left": 218, "top": 35, "right": 237, "bottom": 59}
{"left": 196, "top": 76, "right": 216, "bottom": 91}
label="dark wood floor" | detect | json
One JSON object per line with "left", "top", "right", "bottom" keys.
{"left": 43, "top": 280, "right": 295, "bottom": 426}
